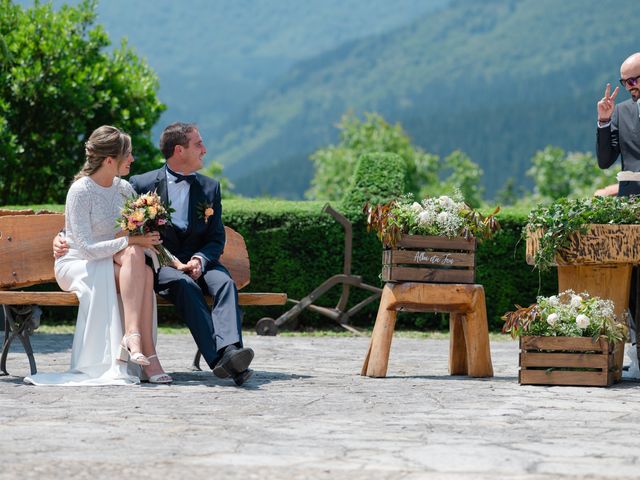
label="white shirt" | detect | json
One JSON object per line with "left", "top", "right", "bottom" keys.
{"left": 165, "top": 168, "right": 205, "bottom": 269}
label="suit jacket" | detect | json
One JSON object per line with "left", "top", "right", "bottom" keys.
{"left": 129, "top": 166, "right": 225, "bottom": 266}
{"left": 597, "top": 98, "right": 640, "bottom": 196}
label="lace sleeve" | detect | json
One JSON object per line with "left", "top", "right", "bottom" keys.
{"left": 66, "top": 182, "right": 128, "bottom": 260}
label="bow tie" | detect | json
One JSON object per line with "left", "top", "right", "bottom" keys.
{"left": 168, "top": 169, "right": 195, "bottom": 185}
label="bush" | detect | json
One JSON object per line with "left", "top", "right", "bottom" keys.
{"left": 0, "top": 0, "right": 164, "bottom": 205}
{"left": 341, "top": 152, "right": 406, "bottom": 214}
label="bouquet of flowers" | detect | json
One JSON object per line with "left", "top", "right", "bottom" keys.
{"left": 118, "top": 191, "right": 175, "bottom": 267}
{"left": 501, "top": 289, "right": 627, "bottom": 343}
{"left": 365, "top": 192, "right": 500, "bottom": 248}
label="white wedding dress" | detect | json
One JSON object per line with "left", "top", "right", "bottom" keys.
{"left": 25, "top": 176, "right": 155, "bottom": 386}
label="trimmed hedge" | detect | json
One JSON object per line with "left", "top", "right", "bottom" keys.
{"left": 342, "top": 152, "right": 405, "bottom": 213}
{"left": 221, "top": 199, "right": 557, "bottom": 332}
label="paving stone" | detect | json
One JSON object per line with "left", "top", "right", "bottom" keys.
{"left": 1, "top": 333, "right": 639, "bottom": 479}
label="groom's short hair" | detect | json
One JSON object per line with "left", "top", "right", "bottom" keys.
{"left": 160, "top": 122, "right": 198, "bottom": 159}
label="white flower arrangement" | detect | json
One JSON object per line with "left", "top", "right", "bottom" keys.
{"left": 502, "top": 289, "right": 627, "bottom": 343}
{"left": 365, "top": 192, "right": 500, "bottom": 247}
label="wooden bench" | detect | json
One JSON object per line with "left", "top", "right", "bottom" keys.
{"left": 0, "top": 211, "right": 287, "bottom": 375}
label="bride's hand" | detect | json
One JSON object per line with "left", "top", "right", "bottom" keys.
{"left": 128, "top": 232, "right": 162, "bottom": 249}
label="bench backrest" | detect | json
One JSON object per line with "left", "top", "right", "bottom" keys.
{"left": 0, "top": 213, "right": 250, "bottom": 290}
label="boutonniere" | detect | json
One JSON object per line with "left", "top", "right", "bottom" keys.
{"left": 198, "top": 201, "right": 214, "bottom": 223}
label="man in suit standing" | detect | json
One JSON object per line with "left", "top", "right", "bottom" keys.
{"left": 596, "top": 52, "right": 640, "bottom": 377}
{"left": 129, "top": 123, "right": 254, "bottom": 386}
{"left": 596, "top": 52, "right": 640, "bottom": 195}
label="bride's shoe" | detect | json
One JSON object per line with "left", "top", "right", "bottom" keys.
{"left": 118, "top": 333, "right": 151, "bottom": 366}
{"left": 141, "top": 355, "right": 173, "bottom": 384}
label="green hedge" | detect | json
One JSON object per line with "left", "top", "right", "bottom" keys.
{"left": 221, "top": 199, "right": 557, "bottom": 332}
{"left": 342, "top": 152, "right": 405, "bottom": 213}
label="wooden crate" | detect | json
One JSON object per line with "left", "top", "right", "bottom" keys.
{"left": 519, "top": 336, "right": 624, "bottom": 387}
{"left": 382, "top": 234, "right": 476, "bottom": 284}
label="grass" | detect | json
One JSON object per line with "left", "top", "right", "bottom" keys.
{"left": 35, "top": 323, "right": 514, "bottom": 341}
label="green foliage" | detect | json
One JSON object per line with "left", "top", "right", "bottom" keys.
{"left": 341, "top": 152, "right": 406, "bottom": 214}
{"left": 525, "top": 196, "right": 640, "bottom": 271}
{"left": 526, "top": 146, "right": 618, "bottom": 203}
{"left": 307, "top": 112, "right": 439, "bottom": 201}
{"left": 423, "top": 150, "right": 484, "bottom": 208}
{"left": 202, "top": 160, "right": 235, "bottom": 198}
{"left": 0, "top": 0, "right": 164, "bottom": 204}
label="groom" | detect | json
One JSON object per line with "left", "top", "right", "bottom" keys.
{"left": 131, "top": 123, "right": 254, "bottom": 386}
{"left": 55, "top": 122, "right": 254, "bottom": 386}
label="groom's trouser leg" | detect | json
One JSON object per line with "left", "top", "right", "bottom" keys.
{"left": 200, "top": 264, "right": 243, "bottom": 356}
{"left": 155, "top": 266, "right": 218, "bottom": 368}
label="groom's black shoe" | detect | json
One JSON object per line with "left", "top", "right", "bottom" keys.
{"left": 212, "top": 345, "right": 254, "bottom": 379}
{"left": 233, "top": 368, "right": 253, "bottom": 386}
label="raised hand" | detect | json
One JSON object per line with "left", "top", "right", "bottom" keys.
{"left": 597, "top": 83, "right": 619, "bottom": 122}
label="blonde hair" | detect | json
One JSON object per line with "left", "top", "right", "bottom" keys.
{"left": 74, "top": 125, "right": 131, "bottom": 181}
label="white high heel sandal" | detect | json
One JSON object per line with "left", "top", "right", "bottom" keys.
{"left": 118, "top": 333, "right": 151, "bottom": 366}
{"left": 141, "top": 355, "right": 173, "bottom": 384}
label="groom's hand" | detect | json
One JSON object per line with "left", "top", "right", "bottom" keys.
{"left": 184, "top": 258, "right": 202, "bottom": 280}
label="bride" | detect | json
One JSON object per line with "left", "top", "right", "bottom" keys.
{"left": 25, "top": 125, "right": 172, "bottom": 386}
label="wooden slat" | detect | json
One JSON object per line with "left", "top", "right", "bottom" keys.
{"left": 526, "top": 224, "right": 640, "bottom": 266}
{"left": 0, "top": 214, "right": 64, "bottom": 288}
{"left": 520, "top": 336, "right": 608, "bottom": 353}
{"left": 383, "top": 250, "right": 475, "bottom": 267}
{"left": 0, "top": 290, "right": 287, "bottom": 306}
{"left": 0, "top": 209, "right": 35, "bottom": 216}
{"left": 381, "top": 265, "right": 475, "bottom": 284}
{"left": 520, "top": 352, "right": 608, "bottom": 369}
{"left": 519, "top": 369, "right": 610, "bottom": 387}
{"left": 397, "top": 234, "right": 476, "bottom": 251}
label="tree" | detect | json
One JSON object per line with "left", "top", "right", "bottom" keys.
{"left": 0, "top": 0, "right": 165, "bottom": 205}
{"left": 527, "top": 146, "right": 618, "bottom": 203}
{"left": 306, "top": 112, "right": 439, "bottom": 201}
{"left": 422, "top": 150, "right": 484, "bottom": 208}
{"left": 202, "top": 160, "right": 235, "bottom": 198}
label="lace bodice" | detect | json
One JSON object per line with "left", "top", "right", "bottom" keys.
{"left": 64, "top": 176, "right": 135, "bottom": 260}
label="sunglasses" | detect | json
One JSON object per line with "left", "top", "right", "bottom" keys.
{"left": 620, "top": 75, "right": 640, "bottom": 88}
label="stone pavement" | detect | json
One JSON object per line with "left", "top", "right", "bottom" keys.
{"left": 1, "top": 333, "right": 640, "bottom": 480}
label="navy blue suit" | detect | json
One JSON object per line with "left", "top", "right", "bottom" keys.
{"left": 130, "top": 166, "right": 243, "bottom": 368}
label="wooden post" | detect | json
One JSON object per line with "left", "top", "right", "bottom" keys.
{"left": 449, "top": 312, "right": 468, "bottom": 375}
{"left": 461, "top": 287, "right": 493, "bottom": 377}
{"left": 557, "top": 264, "right": 632, "bottom": 321}
{"left": 362, "top": 284, "right": 397, "bottom": 377}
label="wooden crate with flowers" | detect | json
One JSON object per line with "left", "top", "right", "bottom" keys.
{"left": 361, "top": 194, "right": 500, "bottom": 378}
{"left": 366, "top": 195, "right": 499, "bottom": 284}
{"left": 502, "top": 290, "right": 626, "bottom": 387}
